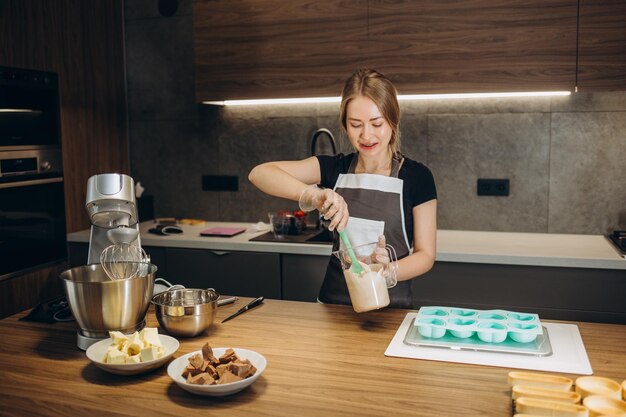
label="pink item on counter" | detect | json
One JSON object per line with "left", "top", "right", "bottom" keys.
{"left": 199, "top": 227, "right": 246, "bottom": 237}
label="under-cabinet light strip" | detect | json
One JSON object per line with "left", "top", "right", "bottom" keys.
{"left": 203, "top": 91, "right": 571, "bottom": 106}
{"left": 0, "top": 108, "right": 36, "bottom": 112}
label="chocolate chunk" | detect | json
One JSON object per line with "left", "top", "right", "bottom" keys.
{"left": 219, "top": 348, "right": 238, "bottom": 364}
{"left": 217, "top": 370, "right": 243, "bottom": 385}
{"left": 238, "top": 358, "right": 257, "bottom": 376}
{"left": 215, "top": 363, "right": 229, "bottom": 378}
{"left": 206, "top": 364, "right": 218, "bottom": 379}
{"left": 183, "top": 365, "right": 204, "bottom": 377}
{"left": 202, "top": 343, "right": 218, "bottom": 363}
{"left": 226, "top": 361, "right": 254, "bottom": 379}
{"left": 188, "top": 372, "right": 216, "bottom": 385}
{"left": 188, "top": 353, "right": 204, "bottom": 369}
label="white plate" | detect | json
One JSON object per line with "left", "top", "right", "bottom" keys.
{"left": 167, "top": 348, "right": 267, "bottom": 396}
{"left": 86, "top": 334, "right": 179, "bottom": 375}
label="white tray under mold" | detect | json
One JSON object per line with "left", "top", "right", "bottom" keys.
{"left": 388, "top": 313, "right": 591, "bottom": 374}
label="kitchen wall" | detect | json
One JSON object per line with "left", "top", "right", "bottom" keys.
{"left": 125, "top": 0, "right": 626, "bottom": 235}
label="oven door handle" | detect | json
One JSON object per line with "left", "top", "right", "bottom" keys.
{"left": 0, "top": 176, "right": 63, "bottom": 189}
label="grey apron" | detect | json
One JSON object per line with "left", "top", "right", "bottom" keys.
{"left": 318, "top": 154, "right": 414, "bottom": 309}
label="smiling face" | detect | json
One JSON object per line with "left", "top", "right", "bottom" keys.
{"left": 346, "top": 95, "right": 392, "bottom": 158}
{"left": 339, "top": 70, "right": 401, "bottom": 158}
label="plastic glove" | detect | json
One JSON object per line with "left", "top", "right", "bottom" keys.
{"left": 299, "top": 185, "right": 348, "bottom": 231}
{"left": 372, "top": 235, "right": 397, "bottom": 288}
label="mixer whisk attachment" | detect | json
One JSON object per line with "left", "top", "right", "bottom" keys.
{"left": 100, "top": 243, "right": 149, "bottom": 281}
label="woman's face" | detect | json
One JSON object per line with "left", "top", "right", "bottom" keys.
{"left": 345, "top": 95, "right": 392, "bottom": 158}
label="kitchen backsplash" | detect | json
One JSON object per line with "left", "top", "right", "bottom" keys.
{"left": 125, "top": 0, "right": 626, "bottom": 235}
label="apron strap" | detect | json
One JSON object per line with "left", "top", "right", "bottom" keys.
{"left": 390, "top": 154, "right": 404, "bottom": 178}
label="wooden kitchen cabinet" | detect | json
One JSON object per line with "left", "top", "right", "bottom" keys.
{"left": 165, "top": 248, "right": 281, "bottom": 299}
{"left": 0, "top": 261, "right": 67, "bottom": 319}
{"left": 576, "top": 0, "right": 626, "bottom": 91}
{"left": 193, "top": 0, "right": 369, "bottom": 101}
{"left": 368, "top": 0, "right": 577, "bottom": 94}
{"left": 193, "top": 0, "right": 579, "bottom": 100}
{"left": 0, "top": 1, "right": 129, "bottom": 234}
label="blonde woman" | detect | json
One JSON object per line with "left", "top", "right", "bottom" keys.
{"left": 249, "top": 69, "right": 437, "bottom": 308}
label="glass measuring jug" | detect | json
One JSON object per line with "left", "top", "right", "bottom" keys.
{"left": 333, "top": 242, "right": 398, "bottom": 313}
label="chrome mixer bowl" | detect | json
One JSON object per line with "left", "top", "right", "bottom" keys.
{"left": 59, "top": 263, "right": 156, "bottom": 338}
{"left": 151, "top": 288, "right": 219, "bottom": 337}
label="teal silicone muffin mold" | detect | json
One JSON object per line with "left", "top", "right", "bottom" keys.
{"left": 414, "top": 306, "right": 543, "bottom": 344}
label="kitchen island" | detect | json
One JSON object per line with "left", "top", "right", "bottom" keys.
{"left": 1, "top": 298, "right": 625, "bottom": 417}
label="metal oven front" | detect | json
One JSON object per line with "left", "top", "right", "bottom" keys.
{"left": 0, "top": 148, "right": 67, "bottom": 278}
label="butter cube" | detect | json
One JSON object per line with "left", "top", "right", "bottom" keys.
{"left": 109, "top": 331, "right": 128, "bottom": 347}
{"left": 126, "top": 331, "right": 143, "bottom": 356}
{"left": 104, "top": 347, "right": 128, "bottom": 364}
{"left": 126, "top": 354, "right": 142, "bottom": 364}
{"left": 140, "top": 327, "right": 161, "bottom": 348}
{"left": 140, "top": 346, "right": 161, "bottom": 362}
{"left": 168, "top": 306, "right": 185, "bottom": 317}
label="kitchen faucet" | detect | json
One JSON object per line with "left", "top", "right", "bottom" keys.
{"left": 310, "top": 128, "right": 337, "bottom": 156}
{"left": 309, "top": 128, "right": 337, "bottom": 233}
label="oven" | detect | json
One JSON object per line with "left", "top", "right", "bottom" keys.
{"left": 0, "top": 148, "right": 67, "bottom": 278}
{"left": 0, "top": 66, "right": 60, "bottom": 149}
{"left": 0, "top": 66, "right": 66, "bottom": 279}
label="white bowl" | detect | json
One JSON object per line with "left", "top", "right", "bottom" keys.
{"left": 86, "top": 334, "right": 179, "bottom": 375}
{"left": 167, "top": 347, "right": 267, "bottom": 396}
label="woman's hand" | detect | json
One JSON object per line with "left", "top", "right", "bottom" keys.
{"left": 319, "top": 189, "right": 349, "bottom": 231}
{"left": 299, "top": 186, "right": 349, "bottom": 231}
{"left": 372, "top": 235, "right": 397, "bottom": 287}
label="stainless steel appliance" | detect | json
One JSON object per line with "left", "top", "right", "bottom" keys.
{"left": 0, "top": 148, "right": 66, "bottom": 279}
{"left": 0, "top": 66, "right": 65, "bottom": 280}
{"left": 60, "top": 263, "right": 156, "bottom": 350}
{"left": 85, "top": 173, "right": 143, "bottom": 264}
{"left": 59, "top": 173, "right": 151, "bottom": 350}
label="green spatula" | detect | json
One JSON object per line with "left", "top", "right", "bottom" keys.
{"left": 338, "top": 230, "right": 364, "bottom": 274}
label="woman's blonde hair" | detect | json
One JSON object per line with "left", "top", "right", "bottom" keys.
{"left": 340, "top": 69, "right": 401, "bottom": 155}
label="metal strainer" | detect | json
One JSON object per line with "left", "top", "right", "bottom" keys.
{"left": 100, "top": 243, "right": 149, "bottom": 281}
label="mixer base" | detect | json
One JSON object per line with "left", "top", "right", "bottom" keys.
{"left": 77, "top": 330, "right": 106, "bottom": 351}
{"left": 76, "top": 319, "right": 147, "bottom": 350}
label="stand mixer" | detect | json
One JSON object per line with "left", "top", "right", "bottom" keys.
{"left": 86, "top": 173, "right": 144, "bottom": 265}
{"left": 59, "top": 173, "right": 156, "bottom": 350}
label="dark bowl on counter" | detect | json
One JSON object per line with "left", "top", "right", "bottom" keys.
{"left": 269, "top": 210, "right": 307, "bottom": 236}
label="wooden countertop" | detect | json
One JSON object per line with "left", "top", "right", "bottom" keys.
{"left": 67, "top": 221, "right": 626, "bottom": 269}
{"left": 2, "top": 298, "right": 626, "bottom": 416}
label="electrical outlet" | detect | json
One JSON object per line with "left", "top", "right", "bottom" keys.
{"left": 202, "top": 175, "right": 238, "bottom": 191}
{"left": 477, "top": 179, "right": 509, "bottom": 196}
